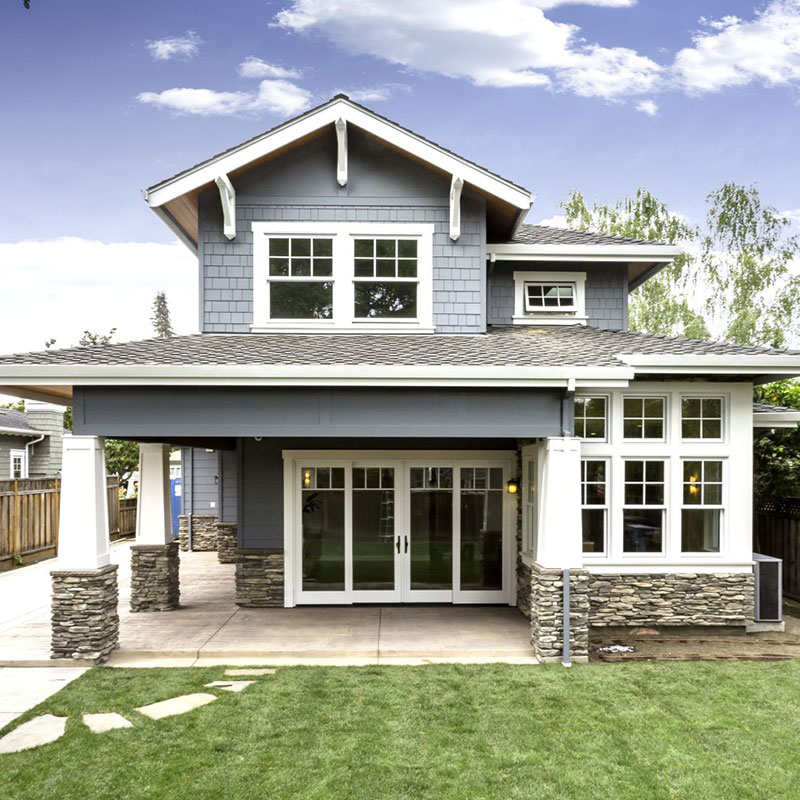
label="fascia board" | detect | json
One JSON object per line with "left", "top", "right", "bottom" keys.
{"left": 0, "top": 426, "right": 46, "bottom": 437}
{"left": 753, "top": 412, "right": 800, "bottom": 427}
{"left": 618, "top": 354, "right": 800, "bottom": 374}
{"left": 145, "top": 100, "right": 532, "bottom": 211}
{"left": 486, "top": 243, "right": 680, "bottom": 261}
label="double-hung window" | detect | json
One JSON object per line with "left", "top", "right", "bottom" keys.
{"left": 681, "top": 460, "right": 723, "bottom": 552}
{"left": 10, "top": 450, "right": 26, "bottom": 480}
{"left": 353, "top": 238, "right": 418, "bottom": 319}
{"left": 268, "top": 237, "right": 334, "bottom": 320}
{"left": 682, "top": 397, "right": 723, "bottom": 440}
{"left": 581, "top": 459, "right": 608, "bottom": 555}
{"left": 622, "top": 459, "right": 666, "bottom": 554}
{"left": 574, "top": 396, "right": 607, "bottom": 440}
{"left": 623, "top": 397, "right": 665, "bottom": 440}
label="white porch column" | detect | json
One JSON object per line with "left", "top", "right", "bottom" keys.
{"left": 57, "top": 434, "right": 111, "bottom": 570}
{"left": 537, "top": 436, "right": 583, "bottom": 569}
{"left": 135, "top": 443, "right": 173, "bottom": 545}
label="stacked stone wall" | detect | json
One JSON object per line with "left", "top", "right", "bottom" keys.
{"left": 235, "top": 550, "right": 284, "bottom": 607}
{"left": 130, "top": 542, "right": 180, "bottom": 612}
{"left": 178, "top": 514, "right": 218, "bottom": 551}
{"left": 216, "top": 522, "right": 238, "bottom": 564}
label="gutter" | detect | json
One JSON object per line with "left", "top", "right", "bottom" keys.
{"left": 0, "top": 425, "right": 46, "bottom": 437}
{"left": 24, "top": 432, "right": 46, "bottom": 476}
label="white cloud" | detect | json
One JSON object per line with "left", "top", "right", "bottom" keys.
{"left": 675, "top": 1, "right": 800, "bottom": 93}
{"left": 137, "top": 79, "right": 314, "bottom": 117}
{"left": 146, "top": 31, "right": 202, "bottom": 61}
{"left": 636, "top": 98, "right": 658, "bottom": 115}
{"left": 780, "top": 208, "right": 800, "bottom": 229}
{"left": 238, "top": 57, "right": 304, "bottom": 80}
{"left": 339, "top": 83, "right": 412, "bottom": 103}
{"left": 533, "top": 0, "right": 636, "bottom": 6}
{"left": 534, "top": 214, "right": 568, "bottom": 228}
{"left": 0, "top": 238, "right": 196, "bottom": 355}
{"left": 273, "top": 0, "right": 662, "bottom": 100}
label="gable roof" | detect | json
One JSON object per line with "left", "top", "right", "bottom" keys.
{"left": 144, "top": 95, "right": 533, "bottom": 250}
{"left": 0, "top": 408, "right": 44, "bottom": 437}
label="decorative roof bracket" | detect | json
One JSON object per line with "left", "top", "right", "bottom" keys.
{"left": 214, "top": 174, "right": 236, "bottom": 240}
{"left": 449, "top": 175, "right": 464, "bottom": 241}
{"left": 335, "top": 117, "right": 348, "bottom": 187}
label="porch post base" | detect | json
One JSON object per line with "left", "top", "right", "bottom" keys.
{"left": 51, "top": 564, "right": 119, "bottom": 663}
{"left": 530, "top": 563, "right": 590, "bottom": 663}
{"left": 216, "top": 522, "right": 238, "bottom": 564}
{"left": 130, "top": 542, "right": 180, "bottom": 612}
{"left": 235, "top": 550, "right": 284, "bottom": 607}
{"left": 178, "top": 514, "right": 219, "bottom": 552}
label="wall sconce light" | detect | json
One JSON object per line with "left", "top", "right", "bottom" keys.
{"left": 506, "top": 479, "right": 519, "bottom": 495}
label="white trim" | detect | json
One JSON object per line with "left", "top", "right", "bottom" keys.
{"left": 617, "top": 354, "right": 800, "bottom": 375}
{"left": 145, "top": 97, "right": 532, "bottom": 212}
{"left": 512, "top": 270, "right": 587, "bottom": 326}
{"left": 753, "top": 411, "right": 800, "bottom": 428}
{"left": 214, "top": 174, "right": 236, "bottom": 240}
{"left": 335, "top": 117, "right": 348, "bottom": 187}
{"left": 486, "top": 243, "right": 680, "bottom": 261}
{"left": 586, "top": 563, "right": 753, "bottom": 575}
{"left": 9, "top": 449, "right": 27, "bottom": 479}
{"left": 251, "top": 221, "right": 434, "bottom": 332}
{"left": 449, "top": 175, "right": 463, "bottom": 241}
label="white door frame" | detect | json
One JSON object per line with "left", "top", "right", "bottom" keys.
{"left": 283, "top": 450, "right": 516, "bottom": 608}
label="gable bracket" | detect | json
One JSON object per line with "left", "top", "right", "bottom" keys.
{"left": 449, "top": 175, "right": 464, "bottom": 241}
{"left": 214, "top": 174, "right": 236, "bottom": 240}
{"left": 335, "top": 117, "right": 348, "bottom": 187}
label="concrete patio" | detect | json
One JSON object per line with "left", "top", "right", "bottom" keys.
{"left": 0, "top": 541, "right": 536, "bottom": 667}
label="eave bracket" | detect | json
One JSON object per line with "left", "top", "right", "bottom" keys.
{"left": 335, "top": 117, "right": 348, "bottom": 187}
{"left": 215, "top": 174, "right": 236, "bottom": 240}
{"left": 449, "top": 175, "right": 464, "bottom": 241}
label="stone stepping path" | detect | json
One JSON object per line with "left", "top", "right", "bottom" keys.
{"left": 135, "top": 693, "right": 218, "bottom": 720}
{"left": 205, "top": 680, "right": 254, "bottom": 693}
{"left": 83, "top": 712, "right": 133, "bottom": 733}
{"left": 225, "top": 668, "right": 276, "bottom": 676}
{"left": 0, "top": 714, "right": 66, "bottom": 754}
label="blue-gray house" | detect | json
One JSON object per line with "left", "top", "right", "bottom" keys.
{"left": 1, "top": 95, "right": 799, "bottom": 663}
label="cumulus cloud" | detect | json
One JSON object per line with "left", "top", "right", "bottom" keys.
{"left": 0, "top": 238, "right": 196, "bottom": 354}
{"left": 674, "top": 1, "right": 800, "bottom": 93}
{"left": 534, "top": 214, "right": 569, "bottom": 228}
{"left": 636, "top": 99, "right": 658, "bottom": 115}
{"left": 339, "top": 83, "right": 412, "bottom": 102}
{"left": 238, "top": 57, "right": 304, "bottom": 80}
{"left": 137, "top": 79, "right": 314, "bottom": 117}
{"left": 273, "top": 0, "right": 662, "bottom": 100}
{"left": 146, "top": 31, "right": 202, "bottom": 61}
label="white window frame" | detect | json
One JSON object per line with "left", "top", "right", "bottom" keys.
{"left": 622, "top": 394, "right": 668, "bottom": 443}
{"left": 512, "top": 270, "right": 587, "bottom": 326}
{"left": 680, "top": 394, "right": 725, "bottom": 443}
{"left": 581, "top": 457, "right": 609, "bottom": 557}
{"left": 521, "top": 450, "right": 538, "bottom": 560}
{"left": 680, "top": 458, "right": 725, "bottom": 555}
{"left": 252, "top": 221, "right": 434, "bottom": 333}
{"left": 574, "top": 394, "right": 609, "bottom": 442}
{"left": 9, "top": 449, "right": 27, "bottom": 480}
{"left": 621, "top": 457, "right": 667, "bottom": 557}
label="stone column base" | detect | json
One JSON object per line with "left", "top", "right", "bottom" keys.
{"left": 178, "top": 514, "right": 219, "bottom": 552}
{"left": 216, "top": 522, "right": 238, "bottom": 564}
{"left": 530, "top": 564, "right": 590, "bottom": 663}
{"left": 51, "top": 564, "right": 119, "bottom": 663}
{"left": 235, "top": 550, "right": 284, "bottom": 607}
{"left": 130, "top": 542, "right": 180, "bottom": 612}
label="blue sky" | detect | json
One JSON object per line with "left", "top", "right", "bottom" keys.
{"left": 1, "top": 0, "right": 800, "bottom": 356}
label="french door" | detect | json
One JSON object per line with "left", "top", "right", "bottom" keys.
{"left": 289, "top": 453, "right": 514, "bottom": 606}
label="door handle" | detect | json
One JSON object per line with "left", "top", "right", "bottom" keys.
{"left": 404, "top": 535, "right": 409, "bottom": 554}
{"left": 396, "top": 536, "right": 401, "bottom": 554}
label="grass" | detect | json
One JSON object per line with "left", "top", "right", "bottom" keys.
{"left": 2, "top": 661, "right": 800, "bottom": 799}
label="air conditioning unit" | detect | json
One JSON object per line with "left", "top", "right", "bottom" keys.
{"left": 753, "top": 553, "right": 783, "bottom": 623}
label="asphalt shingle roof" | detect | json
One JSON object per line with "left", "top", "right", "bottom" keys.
{"left": 504, "top": 224, "right": 661, "bottom": 247}
{"left": 0, "top": 326, "right": 794, "bottom": 370}
{"left": 0, "top": 408, "right": 35, "bottom": 431}
{"left": 753, "top": 402, "right": 800, "bottom": 414}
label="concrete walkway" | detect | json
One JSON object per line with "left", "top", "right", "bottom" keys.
{"left": 0, "top": 545, "right": 536, "bottom": 667}
{"left": 0, "top": 667, "right": 87, "bottom": 729}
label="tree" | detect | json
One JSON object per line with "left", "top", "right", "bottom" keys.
{"left": 561, "top": 189, "right": 709, "bottom": 339}
{"left": 0, "top": 399, "right": 24, "bottom": 411}
{"left": 753, "top": 380, "right": 800, "bottom": 504}
{"left": 79, "top": 328, "right": 116, "bottom": 347}
{"left": 22, "top": 1, "right": 30, "bottom": 8}
{"left": 104, "top": 439, "right": 140, "bottom": 482}
{"left": 151, "top": 291, "right": 174, "bottom": 338}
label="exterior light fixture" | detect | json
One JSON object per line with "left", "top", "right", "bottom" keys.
{"left": 506, "top": 479, "right": 519, "bottom": 495}
{"left": 303, "top": 469, "right": 312, "bottom": 488}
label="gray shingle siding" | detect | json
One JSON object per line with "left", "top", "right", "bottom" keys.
{"left": 0, "top": 436, "right": 32, "bottom": 480}
{"left": 487, "top": 262, "right": 628, "bottom": 331}
{"left": 220, "top": 448, "right": 238, "bottom": 523}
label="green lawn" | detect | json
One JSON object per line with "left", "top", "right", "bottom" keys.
{"left": 3, "top": 661, "right": 800, "bottom": 799}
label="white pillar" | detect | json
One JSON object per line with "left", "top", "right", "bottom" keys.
{"left": 536, "top": 436, "right": 583, "bottom": 569}
{"left": 57, "top": 434, "right": 111, "bottom": 570}
{"left": 135, "top": 443, "right": 173, "bottom": 545}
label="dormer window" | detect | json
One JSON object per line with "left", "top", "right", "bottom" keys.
{"left": 252, "top": 222, "right": 434, "bottom": 332}
{"left": 512, "top": 270, "right": 587, "bottom": 326}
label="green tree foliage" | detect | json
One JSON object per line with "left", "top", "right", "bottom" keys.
{"left": 151, "top": 291, "right": 174, "bottom": 338}
{"left": 753, "top": 380, "right": 800, "bottom": 504}
{"left": 104, "top": 438, "right": 140, "bottom": 481}
{"left": 561, "top": 189, "right": 709, "bottom": 338}
{"left": 0, "top": 399, "right": 25, "bottom": 411}
{"left": 79, "top": 328, "right": 117, "bottom": 347}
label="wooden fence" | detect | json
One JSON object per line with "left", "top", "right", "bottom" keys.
{"left": 754, "top": 498, "right": 800, "bottom": 601}
{"left": 0, "top": 476, "right": 136, "bottom": 569}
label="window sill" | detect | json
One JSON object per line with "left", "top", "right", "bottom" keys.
{"left": 512, "top": 315, "right": 587, "bottom": 327}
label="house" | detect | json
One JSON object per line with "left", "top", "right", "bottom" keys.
{"left": 0, "top": 402, "right": 65, "bottom": 480}
{"left": 1, "top": 94, "right": 799, "bottom": 664}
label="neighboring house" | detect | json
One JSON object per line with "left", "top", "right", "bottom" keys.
{"left": 2, "top": 95, "right": 800, "bottom": 664}
{"left": 0, "top": 402, "right": 65, "bottom": 480}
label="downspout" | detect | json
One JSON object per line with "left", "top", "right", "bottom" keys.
{"left": 187, "top": 448, "right": 194, "bottom": 551}
{"left": 562, "top": 568, "right": 571, "bottom": 668}
{"left": 24, "top": 433, "right": 46, "bottom": 477}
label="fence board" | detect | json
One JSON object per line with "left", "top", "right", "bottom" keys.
{"left": 754, "top": 498, "right": 800, "bottom": 601}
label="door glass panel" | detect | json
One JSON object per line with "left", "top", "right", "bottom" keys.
{"left": 353, "top": 467, "right": 395, "bottom": 591}
{"left": 301, "top": 467, "right": 345, "bottom": 591}
{"left": 409, "top": 467, "right": 453, "bottom": 590}
{"left": 460, "top": 468, "right": 503, "bottom": 591}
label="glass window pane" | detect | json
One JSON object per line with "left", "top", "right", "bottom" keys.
{"left": 354, "top": 259, "right": 373, "bottom": 277}
{"left": 474, "top": 468, "right": 488, "bottom": 490}
{"left": 398, "top": 239, "right": 417, "bottom": 258}
{"left": 645, "top": 484, "right": 664, "bottom": 505}
{"left": 269, "top": 257, "right": 289, "bottom": 276}
{"left": 682, "top": 418, "right": 701, "bottom": 439}
{"left": 585, "top": 418, "right": 605, "bottom": 439}
{"left": 353, "top": 489, "right": 395, "bottom": 591}
{"left": 410, "top": 489, "right": 453, "bottom": 590}
{"left": 682, "top": 398, "right": 701, "bottom": 417}
{"left": 489, "top": 468, "right": 503, "bottom": 490}
{"left": 644, "top": 398, "right": 663, "bottom": 418}
{"left": 646, "top": 461, "right": 664, "bottom": 482}
{"left": 354, "top": 282, "right": 417, "bottom": 319}
{"left": 439, "top": 468, "right": 453, "bottom": 489}
{"left": 354, "top": 239, "right": 373, "bottom": 258}
{"left": 270, "top": 238, "right": 289, "bottom": 256}
{"left": 313, "top": 238, "right": 332, "bottom": 257}
{"left": 624, "top": 419, "right": 643, "bottom": 438}
{"left": 381, "top": 468, "right": 394, "bottom": 488}
{"left": 585, "top": 483, "right": 606, "bottom": 505}
{"left": 585, "top": 397, "right": 606, "bottom": 416}
{"left": 684, "top": 483, "right": 702, "bottom": 505}
{"left": 460, "top": 490, "right": 502, "bottom": 590}
{"left": 585, "top": 460, "right": 606, "bottom": 483}
{"left": 460, "top": 468, "right": 474, "bottom": 490}
{"left": 292, "top": 238, "right": 311, "bottom": 256}
{"left": 376, "top": 259, "right": 396, "bottom": 277}
{"left": 352, "top": 467, "right": 365, "bottom": 488}
{"left": 409, "top": 468, "right": 424, "bottom": 489}
{"left": 331, "top": 468, "right": 345, "bottom": 489}
{"left": 704, "top": 484, "right": 722, "bottom": 505}
{"left": 625, "top": 484, "right": 644, "bottom": 505}
{"left": 301, "top": 467, "right": 314, "bottom": 489}
{"left": 703, "top": 419, "right": 722, "bottom": 439}
{"left": 704, "top": 461, "right": 723, "bottom": 482}
{"left": 582, "top": 509, "right": 605, "bottom": 553}
{"left": 292, "top": 258, "right": 311, "bottom": 277}
{"left": 684, "top": 461, "right": 702, "bottom": 482}
{"left": 316, "top": 466, "right": 330, "bottom": 489}
{"left": 398, "top": 260, "right": 417, "bottom": 278}
{"left": 682, "top": 509, "right": 720, "bottom": 552}
{"left": 302, "top": 489, "right": 345, "bottom": 591}
{"left": 270, "top": 282, "right": 333, "bottom": 319}
{"left": 626, "top": 461, "right": 644, "bottom": 482}
{"left": 623, "top": 509, "right": 663, "bottom": 553}
{"left": 703, "top": 398, "right": 722, "bottom": 418}
{"left": 643, "top": 419, "right": 663, "bottom": 439}
{"left": 424, "top": 468, "right": 438, "bottom": 489}
{"left": 623, "top": 398, "right": 642, "bottom": 417}
{"left": 376, "top": 239, "right": 396, "bottom": 258}
{"left": 366, "top": 467, "right": 380, "bottom": 489}
{"left": 313, "top": 258, "right": 332, "bottom": 277}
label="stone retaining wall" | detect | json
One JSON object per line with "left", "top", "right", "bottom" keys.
{"left": 588, "top": 573, "right": 754, "bottom": 627}
{"left": 530, "top": 564, "right": 590, "bottom": 663}
{"left": 216, "top": 522, "right": 238, "bottom": 564}
{"left": 235, "top": 550, "right": 284, "bottom": 607}
{"left": 51, "top": 564, "right": 119, "bottom": 663}
{"left": 130, "top": 542, "right": 180, "bottom": 612}
{"left": 178, "top": 514, "right": 218, "bottom": 552}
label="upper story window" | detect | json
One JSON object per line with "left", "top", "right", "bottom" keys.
{"left": 682, "top": 397, "right": 723, "bottom": 440}
{"left": 512, "top": 271, "right": 587, "bottom": 326}
{"left": 253, "top": 222, "right": 434, "bottom": 332}
{"left": 623, "top": 396, "right": 666, "bottom": 440}
{"left": 574, "top": 396, "right": 607, "bottom": 440}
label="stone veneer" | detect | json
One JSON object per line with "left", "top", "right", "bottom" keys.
{"left": 530, "top": 564, "right": 590, "bottom": 663}
{"left": 216, "top": 522, "right": 238, "bottom": 564}
{"left": 588, "top": 573, "right": 755, "bottom": 627}
{"left": 130, "top": 542, "right": 180, "bottom": 612}
{"left": 51, "top": 564, "right": 119, "bottom": 663}
{"left": 235, "top": 550, "right": 284, "bottom": 607}
{"left": 517, "top": 561, "right": 532, "bottom": 619}
{"left": 178, "top": 514, "right": 218, "bottom": 552}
